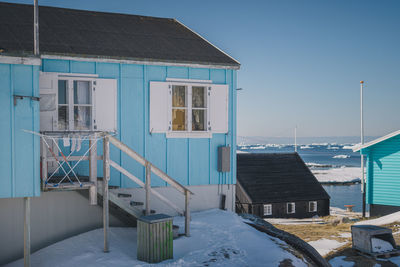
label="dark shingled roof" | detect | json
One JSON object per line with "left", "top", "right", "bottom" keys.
{"left": 0, "top": 2, "right": 239, "bottom": 67}
{"left": 237, "top": 153, "right": 330, "bottom": 203}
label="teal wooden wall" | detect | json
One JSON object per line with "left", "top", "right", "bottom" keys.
{"left": 364, "top": 135, "right": 400, "bottom": 206}
{"left": 41, "top": 59, "right": 237, "bottom": 188}
{"left": 0, "top": 63, "right": 40, "bottom": 198}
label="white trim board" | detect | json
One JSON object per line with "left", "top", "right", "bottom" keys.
{"left": 353, "top": 129, "right": 400, "bottom": 152}
{"left": 0, "top": 56, "right": 41, "bottom": 66}
{"left": 41, "top": 54, "right": 240, "bottom": 70}
{"left": 166, "top": 78, "right": 212, "bottom": 84}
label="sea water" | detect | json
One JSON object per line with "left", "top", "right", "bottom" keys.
{"left": 238, "top": 143, "right": 365, "bottom": 212}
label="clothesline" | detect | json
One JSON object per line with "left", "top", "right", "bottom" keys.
{"left": 23, "top": 129, "right": 111, "bottom": 187}
{"left": 22, "top": 129, "right": 117, "bottom": 140}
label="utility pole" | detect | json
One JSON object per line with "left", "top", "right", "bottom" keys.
{"left": 360, "top": 81, "right": 366, "bottom": 218}
{"left": 294, "top": 126, "right": 297, "bottom": 152}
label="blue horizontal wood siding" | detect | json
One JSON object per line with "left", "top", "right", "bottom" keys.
{"left": 365, "top": 135, "right": 400, "bottom": 206}
{"left": 42, "top": 59, "right": 237, "bottom": 188}
{"left": 0, "top": 63, "right": 40, "bottom": 198}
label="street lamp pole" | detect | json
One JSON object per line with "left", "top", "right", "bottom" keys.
{"left": 360, "top": 81, "right": 366, "bottom": 218}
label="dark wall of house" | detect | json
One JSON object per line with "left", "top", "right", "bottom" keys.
{"left": 249, "top": 199, "right": 329, "bottom": 219}
{"left": 370, "top": 204, "right": 400, "bottom": 217}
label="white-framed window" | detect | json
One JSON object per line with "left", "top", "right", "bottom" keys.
{"left": 171, "top": 84, "right": 209, "bottom": 133}
{"left": 309, "top": 201, "right": 317, "bottom": 212}
{"left": 287, "top": 202, "right": 295, "bottom": 214}
{"left": 150, "top": 79, "right": 229, "bottom": 138}
{"left": 263, "top": 204, "right": 272, "bottom": 216}
{"left": 40, "top": 72, "right": 117, "bottom": 132}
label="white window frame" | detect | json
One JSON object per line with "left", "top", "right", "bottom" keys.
{"left": 57, "top": 76, "right": 96, "bottom": 132}
{"left": 166, "top": 80, "right": 211, "bottom": 138}
{"left": 287, "top": 202, "right": 295, "bottom": 214}
{"left": 263, "top": 204, "right": 272, "bottom": 216}
{"left": 309, "top": 201, "right": 317, "bottom": 212}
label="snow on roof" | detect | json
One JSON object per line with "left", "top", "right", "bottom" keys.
{"left": 352, "top": 129, "right": 400, "bottom": 152}
{"left": 7, "top": 209, "right": 309, "bottom": 267}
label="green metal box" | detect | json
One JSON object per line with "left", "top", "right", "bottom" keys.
{"left": 137, "top": 214, "right": 173, "bottom": 263}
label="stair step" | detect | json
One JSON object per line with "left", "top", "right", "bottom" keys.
{"left": 118, "top": 193, "right": 132, "bottom": 198}
{"left": 130, "top": 201, "right": 144, "bottom": 206}
{"left": 142, "top": 209, "right": 156, "bottom": 215}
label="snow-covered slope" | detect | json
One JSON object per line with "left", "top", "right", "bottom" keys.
{"left": 7, "top": 210, "right": 309, "bottom": 267}
{"left": 354, "top": 211, "right": 400, "bottom": 226}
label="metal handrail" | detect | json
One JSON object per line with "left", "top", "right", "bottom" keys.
{"left": 103, "top": 134, "right": 192, "bottom": 237}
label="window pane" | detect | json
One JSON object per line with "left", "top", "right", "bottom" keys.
{"left": 74, "top": 81, "right": 91, "bottom": 104}
{"left": 58, "top": 80, "right": 68, "bottom": 104}
{"left": 192, "top": 109, "right": 206, "bottom": 131}
{"left": 58, "top": 106, "right": 68, "bottom": 130}
{"left": 172, "top": 109, "right": 186, "bottom": 131}
{"left": 192, "top": 86, "right": 206, "bottom": 108}
{"left": 172, "top": 86, "right": 186, "bottom": 107}
{"left": 74, "top": 106, "right": 91, "bottom": 130}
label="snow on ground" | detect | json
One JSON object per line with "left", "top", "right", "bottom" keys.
{"left": 354, "top": 211, "right": 400, "bottom": 226}
{"left": 265, "top": 217, "right": 324, "bottom": 225}
{"left": 308, "top": 239, "right": 347, "bottom": 256}
{"left": 311, "top": 167, "right": 361, "bottom": 183}
{"left": 371, "top": 238, "right": 394, "bottom": 253}
{"left": 329, "top": 256, "right": 355, "bottom": 267}
{"left": 7, "top": 209, "right": 308, "bottom": 267}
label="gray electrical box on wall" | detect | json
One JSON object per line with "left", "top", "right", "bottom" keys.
{"left": 218, "top": 146, "right": 230, "bottom": 172}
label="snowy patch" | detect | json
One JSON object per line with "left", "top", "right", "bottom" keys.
{"left": 342, "top": 145, "right": 356, "bottom": 150}
{"left": 249, "top": 145, "right": 265, "bottom": 149}
{"left": 329, "top": 256, "right": 355, "bottom": 267}
{"left": 7, "top": 209, "right": 308, "bottom": 267}
{"left": 332, "top": 155, "right": 350, "bottom": 159}
{"left": 354, "top": 211, "right": 400, "bottom": 226}
{"left": 311, "top": 167, "right": 361, "bottom": 183}
{"left": 338, "top": 232, "right": 352, "bottom": 238}
{"left": 308, "top": 239, "right": 347, "bottom": 256}
{"left": 371, "top": 238, "right": 394, "bottom": 253}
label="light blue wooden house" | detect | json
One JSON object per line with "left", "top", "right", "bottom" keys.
{"left": 354, "top": 130, "right": 400, "bottom": 216}
{"left": 0, "top": 2, "right": 240, "bottom": 265}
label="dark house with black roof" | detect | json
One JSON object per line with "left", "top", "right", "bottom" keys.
{"left": 236, "top": 153, "right": 330, "bottom": 218}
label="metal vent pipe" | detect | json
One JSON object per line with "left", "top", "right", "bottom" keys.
{"left": 34, "top": 0, "right": 39, "bottom": 56}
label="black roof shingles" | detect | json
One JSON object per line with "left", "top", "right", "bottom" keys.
{"left": 0, "top": 2, "right": 239, "bottom": 67}
{"left": 237, "top": 153, "right": 330, "bottom": 203}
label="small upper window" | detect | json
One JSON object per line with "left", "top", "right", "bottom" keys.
{"left": 149, "top": 80, "right": 228, "bottom": 137}
{"left": 263, "top": 204, "right": 272, "bottom": 216}
{"left": 309, "top": 201, "right": 317, "bottom": 212}
{"left": 171, "top": 84, "right": 209, "bottom": 133}
{"left": 40, "top": 72, "right": 117, "bottom": 133}
{"left": 287, "top": 202, "right": 295, "bottom": 214}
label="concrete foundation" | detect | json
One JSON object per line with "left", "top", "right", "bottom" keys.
{"left": 370, "top": 204, "right": 400, "bottom": 217}
{"left": 0, "top": 191, "right": 126, "bottom": 265}
{"left": 115, "top": 184, "right": 236, "bottom": 216}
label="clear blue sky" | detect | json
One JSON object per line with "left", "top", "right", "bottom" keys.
{"left": 4, "top": 0, "right": 400, "bottom": 138}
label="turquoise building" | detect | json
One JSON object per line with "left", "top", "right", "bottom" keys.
{"left": 354, "top": 130, "right": 400, "bottom": 216}
{"left": 0, "top": 3, "right": 239, "bottom": 264}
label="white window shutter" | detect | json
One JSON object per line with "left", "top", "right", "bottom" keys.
{"left": 150, "top": 81, "right": 169, "bottom": 133}
{"left": 39, "top": 72, "right": 58, "bottom": 131}
{"left": 93, "top": 78, "right": 117, "bottom": 132}
{"left": 210, "top": 84, "right": 229, "bottom": 133}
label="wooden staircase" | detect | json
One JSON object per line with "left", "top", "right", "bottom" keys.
{"left": 41, "top": 132, "right": 193, "bottom": 253}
